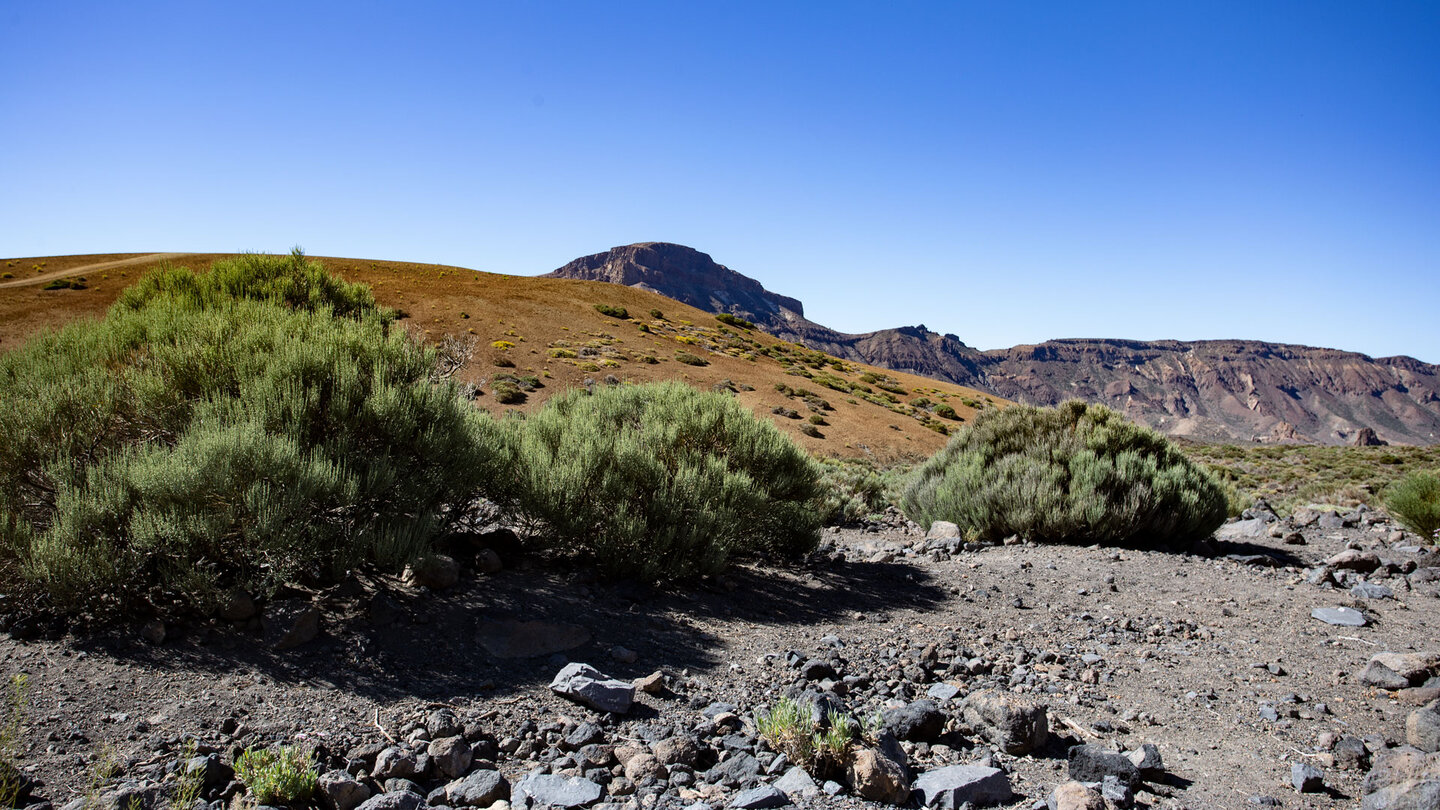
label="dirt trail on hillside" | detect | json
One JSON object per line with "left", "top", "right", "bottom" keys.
{"left": 0, "top": 253, "right": 190, "bottom": 288}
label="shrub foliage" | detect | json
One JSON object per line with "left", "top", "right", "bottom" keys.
{"left": 0, "top": 254, "right": 506, "bottom": 614}
{"left": 1385, "top": 471, "right": 1440, "bottom": 541}
{"left": 901, "top": 400, "right": 1228, "bottom": 547}
{"left": 507, "top": 381, "right": 825, "bottom": 579}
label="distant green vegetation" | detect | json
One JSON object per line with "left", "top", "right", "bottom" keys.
{"left": 716, "top": 312, "right": 755, "bottom": 330}
{"left": 903, "top": 400, "right": 1228, "bottom": 547}
{"left": 1182, "top": 442, "right": 1440, "bottom": 516}
{"left": 593, "top": 303, "right": 628, "bottom": 318}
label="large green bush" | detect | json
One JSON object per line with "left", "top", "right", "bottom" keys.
{"left": 901, "top": 400, "right": 1228, "bottom": 547}
{"left": 507, "top": 381, "right": 824, "bottom": 579}
{"left": 0, "top": 256, "right": 507, "bottom": 614}
{"left": 1385, "top": 471, "right": 1440, "bottom": 541}
{"left": 115, "top": 248, "right": 387, "bottom": 321}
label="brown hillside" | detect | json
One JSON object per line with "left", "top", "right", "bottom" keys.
{"left": 0, "top": 253, "right": 1004, "bottom": 461}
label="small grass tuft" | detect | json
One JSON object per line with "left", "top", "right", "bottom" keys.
{"left": 234, "top": 746, "right": 317, "bottom": 805}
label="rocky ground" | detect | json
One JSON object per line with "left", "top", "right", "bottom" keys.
{"left": 2, "top": 504, "right": 1439, "bottom": 810}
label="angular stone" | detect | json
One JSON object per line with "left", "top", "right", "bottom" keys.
{"left": 652, "top": 735, "right": 701, "bottom": 766}
{"left": 844, "top": 747, "right": 910, "bottom": 805}
{"left": 727, "top": 786, "right": 790, "bottom": 809}
{"left": 1371, "top": 652, "right": 1440, "bottom": 684}
{"left": 1407, "top": 701, "right": 1440, "bottom": 752}
{"left": 319, "top": 770, "right": 371, "bottom": 810}
{"left": 1047, "top": 781, "right": 1104, "bottom": 810}
{"left": 1328, "top": 549, "right": 1381, "bottom": 572}
{"left": 1068, "top": 745, "right": 1140, "bottom": 787}
{"left": 960, "top": 690, "right": 1048, "bottom": 755}
{"left": 549, "top": 663, "right": 635, "bottom": 714}
{"left": 403, "top": 554, "right": 460, "bottom": 590}
{"left": 1363, "top": 660, "right": 1414, "bottom": 690}
{"left": 354, "top": 792, "right": 423, "bottom": 810}
{"left": 883, "top": 699, "right": 946, "bottom": 743}
{"left": 911, "top": 764, "right": 1013, "bottom": 809}
{"left": 1216, "top": 518, "right": 1269, "bottom": 539}
{"left": 1352, "top": 582, "right": 1395, "bottom": 599}
{"left": 219, "top": 589, "right": 257, "bottom": 621}
{"left": 512, "top": 773, "right": 603, "bottom": 808}
{"left": 926, "top": 521, "right": 961, "bottom": 539}
{"left": 475, "top": 547, "right": 504, "bottom": 574}
{"left": 373, "top": 746, "right": 420, "bottom": 780}
{"left": 446, "top": 770, "right": 510, "bottom": 807}
{"left": 773, "top": 766, "right": 819, "bottom": 799}
{"left": 1311, "top": 606, "right": 1367, "bottom": 627}
{"left": 707, "top": 752, "right": 761, "bottom": 788}
{"left": 428, "top": 735, "right": 473, "bottom": 779}
{"left": 1362, "top": 749, "right": 1440, "bottom": 810}
{"left": 926, "top": 683, "right": 961, "bottom": 702}
{"left": 1127, "top": 743, "right": 1164, "bottom": 777}
{"left": 623, "top": 753, "right": 666, "bottom": 783}
{"left": 1292, "top": 762, "right": 1324, "bottom": 793}
{"left": 264, "top": 599, "right": 321, "bottom": 649}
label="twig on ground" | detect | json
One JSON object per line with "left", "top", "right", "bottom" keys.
{"left": 373, "top": 709, "right": 395, "bottom": 743}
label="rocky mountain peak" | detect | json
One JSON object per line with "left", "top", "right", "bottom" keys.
{"left": 543, "top": 242, "right": 804, "bottom": 322}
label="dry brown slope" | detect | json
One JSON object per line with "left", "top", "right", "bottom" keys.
{"left": 0, "top": 253, "right": 1006, "bottom": 461}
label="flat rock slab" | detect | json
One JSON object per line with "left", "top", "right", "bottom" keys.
{"left": 1311, "top": 606, "right": 1368, "bottom": 626}
{"left": 477, "top": 620, "right": 591, "bottom": 658}
{"left": 727, "top": 786, "right": 791, "bottom": 809}
{"left": 911, "top": 764, "right": 1013, "bottom": 808}
{"left": 513, "top": 773, "right": 603, "bottom": 808}
{"left": 550, "top": 663, "right": 635, "bottom": 714}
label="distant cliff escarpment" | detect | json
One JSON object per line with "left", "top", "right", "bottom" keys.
{"left": 546, "top": 243, "right": 1440, "bottom": 445}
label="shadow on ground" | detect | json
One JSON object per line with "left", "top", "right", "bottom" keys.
{"left": 68, "top": 555, "right": 949, "bottom": 707}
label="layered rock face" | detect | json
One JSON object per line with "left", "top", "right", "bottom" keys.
{"left": 978, "top": 339, "right": 1440, "bottom": 445}
{"left": 545, "top": 243, "right": 1440, "bottom": 445}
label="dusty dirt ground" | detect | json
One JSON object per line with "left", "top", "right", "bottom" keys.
{"left": 1, "top": 509, "right": 1436, "bottom": 809}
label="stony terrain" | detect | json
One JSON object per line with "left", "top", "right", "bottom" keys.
{"left": 3, "top": 506, "right": 1439, "bottom": 810}
{"left": 545, "top": 243, "right": 1440, "bottom": 446}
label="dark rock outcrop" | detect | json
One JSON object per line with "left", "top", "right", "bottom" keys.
{"left": 546, "top": 243, "right": 1440, "bottom": 446}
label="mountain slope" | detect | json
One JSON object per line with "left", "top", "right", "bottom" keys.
{"left": 545, "top": 243, "right": 1440, "bottom": 446}
{"left": 0, "top": 252, "right": 1002, "bottom": 461}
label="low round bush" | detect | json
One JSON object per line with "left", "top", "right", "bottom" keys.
{"left": 1385, "top": 471, "right": 1440, "bottom": 541}
{"left": 507, "top": 381, "right": 825, "bottom": 579}
{"left": 901, "top": 400, "right": 1228, "bottom": 547}
{"left": 0, "top": 257, "right": 508, "bottom": 614}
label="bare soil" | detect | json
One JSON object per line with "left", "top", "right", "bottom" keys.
{"left": 3, "top": 512, "right": 1435, "bottom": 809}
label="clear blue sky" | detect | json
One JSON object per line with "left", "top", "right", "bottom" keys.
{"left": 3, "top": 2, "right": 1437, "bottom": 362}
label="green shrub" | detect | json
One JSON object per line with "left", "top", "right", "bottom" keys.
{"left": 799, "top": 424, "right": 823, "bottom": 438}
{"left": 649, "top": 308, "right": 664, "bottom": 320}
{"left": 757, "top": 698, "right": 858, "bottom": 782}
{"left": 594, "top": 303, "right": 628, "bottom": 319}
{"left": 0, "top": 259, "right": 509, "bottom": 615}
{"left": 116, "top": 249, "right": 385, "bottom": 321}
{"left": 818, "top": 459, "right": 900, "bottom": 524}
{"left": 934, "top": 403, "right": 958, "bottom": 420}
{"left": 506, "top": 381, "right": 825, "bottom": 580}
{"left": 0, "top": 675, "right": 29, "bottom": 808}
{"left": 716, "top": 312, "right": 755, "bottom": 330}
{"left": 901, "top": 400, "right": 1228, "bottom": 547}
{"left": 1386, "top": 471, "right": 1440, "bottom": 540}
{"left": 675, "top": 351, "right": 708, "bottom": 366}
{"left": 41, "top": 278, "right": 86, "bottom": 291}
{"left": 235, "top": 746, "right": 317, "bottom": 805}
